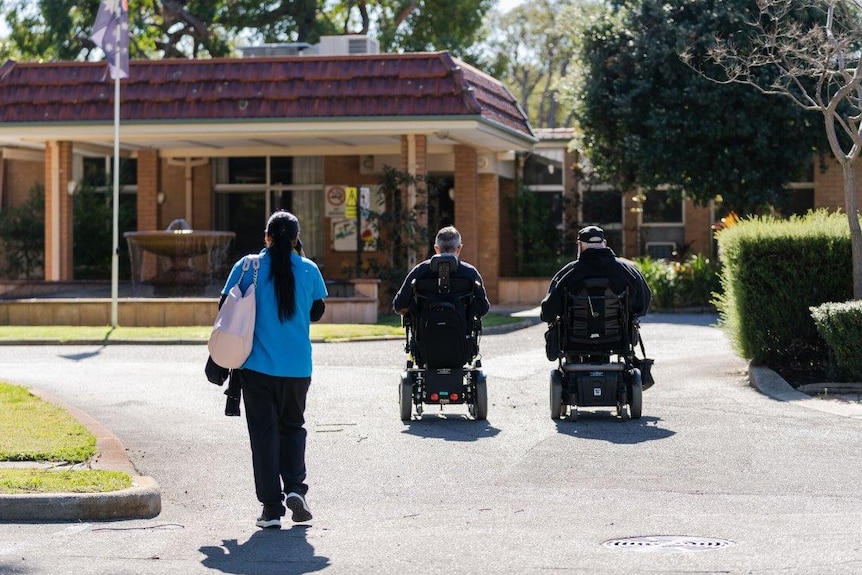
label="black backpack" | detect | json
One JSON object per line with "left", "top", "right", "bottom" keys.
{"left": 414, "top": 254, "right": 473, "bottom": 368}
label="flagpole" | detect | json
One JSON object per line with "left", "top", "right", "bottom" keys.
{"left": 110, "top": 22, "right": 121, "bottom": 327}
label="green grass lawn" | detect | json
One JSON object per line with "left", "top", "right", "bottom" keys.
{"left": 0, "top": 469, "right": 131, "bottom": 494}
{"left": 0, "top": 382, "right": 132, "bottom": 494}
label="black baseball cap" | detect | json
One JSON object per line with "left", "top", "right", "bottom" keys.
{"left": 577, "top": 225, "right": 605, "bottom": 244}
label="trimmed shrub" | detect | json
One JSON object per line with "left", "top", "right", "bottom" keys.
{"left": 715, "top": 209, "right": 854, "bottom": 367}
{"left": 810, "top": 300, "right": 862, "bottom": 380}
{"left": 634, "top": 255, "right": 721, "bottom": 310}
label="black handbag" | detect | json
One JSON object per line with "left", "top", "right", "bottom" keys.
{"left": 633, "top": 336, "right": 655, "bottom": 390}
{"left": 544, "top": 322, "right": 561, "bottom": 361}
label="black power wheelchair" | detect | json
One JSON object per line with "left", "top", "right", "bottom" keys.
{"left": 398, "top": 254, "right": 488, "bottom": 421}
{"left": 545, "top": 277, "right": 644, "bottom": 421}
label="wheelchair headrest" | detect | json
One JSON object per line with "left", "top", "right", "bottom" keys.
{"left": 429, "top": 253, "right": 458, "bottom": 274}
{"left": 412, "top": 254, "right": 474, "bottom": 299}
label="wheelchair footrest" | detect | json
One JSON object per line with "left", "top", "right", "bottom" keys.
{"left": 423, "top": 368, "right": 467, "bottom": 404}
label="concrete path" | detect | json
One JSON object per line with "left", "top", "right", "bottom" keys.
{"left": 1, "top": 314, "right": 861, "bottom": 575}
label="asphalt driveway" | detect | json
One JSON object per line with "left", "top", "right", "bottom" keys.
{"left": 1, "top": 314, "right": 861, "bottom": 575}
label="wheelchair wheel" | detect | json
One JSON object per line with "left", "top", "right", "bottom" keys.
{"left": 473, "top": 372, "right": 488, "bottom": 421}
{"left": 629, "top": 372, "right": 643, "bottom": 420}
{"left": 399, "top": 374, "right": 413, "bottom": 421}
{"left": 550, "top": 369, "right": 563, "bottom": 420}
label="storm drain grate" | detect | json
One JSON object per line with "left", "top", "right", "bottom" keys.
{"left": 602, "top": 536, "right": 735, "bottom": 552}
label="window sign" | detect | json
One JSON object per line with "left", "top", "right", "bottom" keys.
{"left": 325, "top": 185, "right": 347, "bottom": 217}
{"left": 331, "top": 186, "right": 381, "bottom": 251}
{"left": 345, "top": 186, "right": 358, "bottom": 218}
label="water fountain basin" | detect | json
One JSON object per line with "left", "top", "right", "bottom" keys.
{"left": 123, "top": 230, "right": 236, "bottom": 258}
{"left": 124, "top": 226, "right": 236, "bottom": 296}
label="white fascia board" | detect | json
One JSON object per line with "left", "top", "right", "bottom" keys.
{"left": 0, "top": 116, "right": 534, "bottom": 147}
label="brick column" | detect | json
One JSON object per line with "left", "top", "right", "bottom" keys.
{"left": 621, "top": 191, "right": 640, "bottom": 259}
{"left": 454, "top": 145, "right": 479, "bottom": 265}
{"left": 400, "top": 134, "right": 428, "bottom": 265}
{"left": 684, "top": 199, "right": 713, "bottom": 258}
{"left": 43, "top": 141, "right": 74, "bottom": 280}
{"left": 563, "top": 148, "right": 579, "bottom": 247}
{"left": 135, "top": 150, "right": 161, "bottom": 282}
{"left": 136, "top": 150, "right": 160, "bottom": 231}
{"left": 477, "top": 172, "right": 500, "bottom": 303}
{"left": 814, "top": 156, "right": 848, "bottom": 210}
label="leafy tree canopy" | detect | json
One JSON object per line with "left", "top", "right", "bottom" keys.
{"left": 562, "top": 0, "right": 823, "bottom": 215}
{"left": 0, "top": 0, "right": 492, "bottom": 62}
{"left": 477, "top": 0, "right": 580, "bottom": 128}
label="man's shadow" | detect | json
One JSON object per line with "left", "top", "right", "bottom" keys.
{"left": 200, "top": 525, "right": 329, "bottom": 575}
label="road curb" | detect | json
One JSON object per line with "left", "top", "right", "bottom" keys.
{"left": 0, "top": 387, "right": 161, "bottom": 521}
{"left": 748, "top": 363, "right": 862, "bottom": 419}
{"left": 0, "top": 475, "right": 160, "bottom": 521}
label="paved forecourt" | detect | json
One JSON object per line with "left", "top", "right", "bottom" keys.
{"left": 0, "top": 314, "right": 861, "bottom": 574}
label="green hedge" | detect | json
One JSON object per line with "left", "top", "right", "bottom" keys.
{"left": 715, "top": 209, "right": 854, "bottom": 366}
{"left": 810, "top": 300, "right": 862, "bottom": 380}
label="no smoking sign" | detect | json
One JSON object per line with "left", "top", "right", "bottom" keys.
{"left": 325, "top": 185, "right": 347, "bottom": 217}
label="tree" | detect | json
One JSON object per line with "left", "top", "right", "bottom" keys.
{"left": 369, "top": 0, "right": 493, "bottom": 59}
{"left": 0, "top": 0, "right": 491, "bottom": 62}
{"left": 478, "top": 0, "right": 580, "bottom": 127}
{"left": 561, "top": 0, "right": 822, "bottom": 215}
{"left": 0, "top": 0, "right": 233, "bottom": 60}
{"left": 684, "top": 0, "right": 862, "bottom": 299}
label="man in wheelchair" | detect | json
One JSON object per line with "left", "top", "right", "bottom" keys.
{"left": 540, "top": 225, "right": 652, "bottom": 420}
{"left": 392, "top": 226, "right": 491, "bottom": 421}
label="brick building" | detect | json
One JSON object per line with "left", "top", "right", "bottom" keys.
{"left": 0, "top": 39, "right": 857, "bottom": 309}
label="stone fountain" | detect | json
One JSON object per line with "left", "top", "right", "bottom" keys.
{"left": 124, "top": 219, "right": 235, "bottom": 296}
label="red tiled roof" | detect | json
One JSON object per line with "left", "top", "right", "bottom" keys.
{"left": 0, "top": 52, "right": 533, "bottom": 139}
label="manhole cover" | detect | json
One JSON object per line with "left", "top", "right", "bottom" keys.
{"left": 602, "top": 536, "right": 735, "bottom": 552}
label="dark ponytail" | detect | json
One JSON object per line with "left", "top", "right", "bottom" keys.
{"left": 265, "top": 210, "right": 299, "bottom": 321}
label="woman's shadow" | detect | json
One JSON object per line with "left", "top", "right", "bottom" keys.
{"left": 200, "top": 525, "right": 329, "bottom": 575}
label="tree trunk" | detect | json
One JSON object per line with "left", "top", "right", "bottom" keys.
{"left": 840, "top": 161, "right": 862, "bottom": 299}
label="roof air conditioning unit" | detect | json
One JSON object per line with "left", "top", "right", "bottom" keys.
{"left": 238, "top": 43, "right": 312, "bottom": 57}
{"left": 316, "top": 35, "right": 380, "bottom": 56}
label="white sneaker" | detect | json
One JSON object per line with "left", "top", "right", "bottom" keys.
{"left": 255, "top": 509, "right": 281, "bottom": 529}
{"left": 285, "top": 492, "right": 313, "bottom": 522}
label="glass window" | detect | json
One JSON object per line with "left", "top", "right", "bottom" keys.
{"left": 82, "top": 157, "right": 137, "bottom": 188}
{"left": 524, "top": 153, "right": 563, "bottom": 187}
{"left": 582, "top": 190, "right": 623, "bottom": 224}
{"left": 783, "top": 187, "right": 814, "bottom": 217}
{"left": 214, "top": 156, "right": 324, "bottom": 262}
{"left": 215, "top": 192, "right": 266, "bottom": 261}
{"left": 227, "top": 157, "right": 266, "bottom": 184}
{"left": 270, "top": 157, "right": 293, "bottom": 186}
{"left": 641, "top": 192, "right": 683, "bottom": 224}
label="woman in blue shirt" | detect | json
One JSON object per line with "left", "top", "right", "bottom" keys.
{"left": 221, "top": 210, "right": 328, "bottom": 529}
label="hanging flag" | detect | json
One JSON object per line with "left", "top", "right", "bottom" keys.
{"left": 91, "top": 0, "right": 129, "bottom": 79}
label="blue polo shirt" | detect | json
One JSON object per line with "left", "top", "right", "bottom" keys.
{"left": 222, "top": 249, "right": 328, "bottom": 378}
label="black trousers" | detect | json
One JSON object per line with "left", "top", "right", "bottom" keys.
{"left": 236, "top": 369, "right": 311, "bottom": 515}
